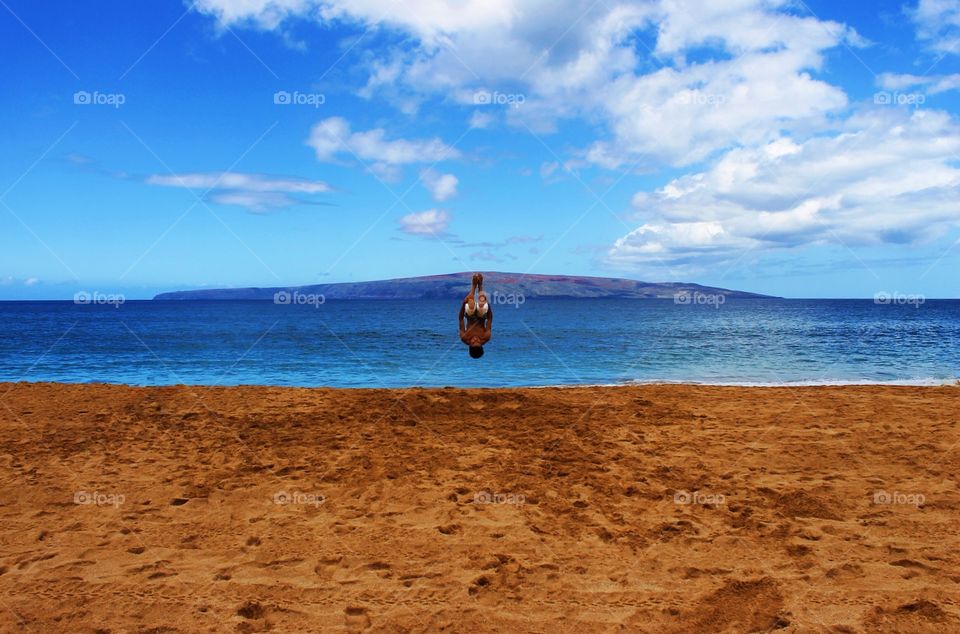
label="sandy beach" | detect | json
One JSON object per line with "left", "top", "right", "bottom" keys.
{"left": 0, "top": 382, "right": 958, "bottom": 632}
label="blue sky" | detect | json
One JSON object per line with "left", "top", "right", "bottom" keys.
{"left": 1, "top": 0, "right": 959, "bottom": 299}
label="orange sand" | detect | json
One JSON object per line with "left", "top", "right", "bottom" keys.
{"left": 0, "top": 382, "right": 958, "bottom": 632}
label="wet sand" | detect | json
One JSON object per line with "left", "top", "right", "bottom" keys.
{"left": 0, "top": 382, "right": 958, "bottom": 632}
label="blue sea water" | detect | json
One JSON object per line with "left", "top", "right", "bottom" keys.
{"left": 0, "top": 299, "right": 958, "bottom": 388}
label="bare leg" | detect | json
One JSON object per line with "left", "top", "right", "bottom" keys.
{"left": 464, "top": 274, "right": 478, "bottom": 312}
{"left": 475, "top": 273, "right": 486, "bottom": 306}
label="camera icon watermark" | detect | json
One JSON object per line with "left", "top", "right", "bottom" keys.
{"left": 873, "top": 91, "right": 925, "bottom": 107}
{"left": 273, "top": 490, "right": 325, "bottom": 507}
{"left": 273, "top": 90, "right": 325, "bottom": 108}
{"left": 873, "top": 291, "right": 924, "bottom": 308}
{"left": 873, "top": 490, "right": 925, "bottom": 508}
{"left": 273, "top": 290, "right": 325, "bottom": 308}
{"left": 674, "top": 292, "right": 725, "bottom": 308}
{"left": 473, "top": 89, "right": 525, "bottom": 108}
{"left": 74, "top": 291, "right": 125, "bottom": 308}
{"left": 673, "top": 490, "right": 725, "bottom": 505}
{"left": 490, "top": 290, "right": 525, "bottom": 309}
{"left": 473, "top": 490, "right": 525, "bottom": 505}
{"left": 73, "top": 90, "right": 126, "bottom": 108}
{"left": 74, "top": 490, "right": 125, "bottom": 508}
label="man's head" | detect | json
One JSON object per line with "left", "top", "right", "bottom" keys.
{"left": 469, "top": 345, "right": 484, "bottom": 359}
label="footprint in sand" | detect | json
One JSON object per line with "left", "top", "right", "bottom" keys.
{"left": 344, "top": 605, "right": 371, "bottom": 629}
{"left": 237, "top": 601, "right": 265, "bottom": 619}
{"left": 863, "top": 599, "right": 959, "bottom": 631}
{"left": 467, "top": 575, "right": 491, "bottom": 595}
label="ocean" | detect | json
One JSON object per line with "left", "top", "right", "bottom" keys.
{"left": 1, "top": 299, "right": 958, "bottom": 387}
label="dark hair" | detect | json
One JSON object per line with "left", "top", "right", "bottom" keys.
{"left": 469, "top": 345, "right": 484, "bottom": 359}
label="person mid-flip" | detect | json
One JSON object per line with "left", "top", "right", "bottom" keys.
{"left": 459, "top": 273, "right": 492, "bottom": 359}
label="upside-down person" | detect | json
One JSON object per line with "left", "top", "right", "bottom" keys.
{"left": 459, "top": 273, "right": 493, "bottom": 359}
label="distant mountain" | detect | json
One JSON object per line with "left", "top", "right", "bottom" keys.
{"left": 153, "top": 272, "right": 776, "bottom": 300}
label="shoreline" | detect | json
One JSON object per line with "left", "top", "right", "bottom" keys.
{"left": 2, "top": 382, "right": 958, "bottom": 631}
{"left": 3, "top": 378, "right": 959, "bottom": 390}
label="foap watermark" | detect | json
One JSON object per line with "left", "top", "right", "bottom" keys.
{"left": 473, "top": 90, "right": 525, "bottom": 108}
{"left": 874, "top": 291, "right": 925, "bottom": 308}
{"left": 873, "top": 91, "right": 925, "bottom": 107}
{"left": 473, "top": 490, "right": 525, "bottom": 505}
{"left": 674, "top": 292, "right": 725, "bottom": 308}
{"left": 74, "top": 491, "right": 125, "bottom": 508}
{"left": 273, "top": 90, "right": 325, "bottom": 108}
{"left": 674, "top": 490, "right": 725, "bottom": 505}
{"left": 273, "top": 491, "right": 326, "bottom": 507}
{"left": 74, "top": 291, "right": 125, "bottom": 307}
{"left": 873, "top": 490, "right": 925, "bottom": 508}
{"left": 677, "top": 91, "right": 727, "bottom": 107}
{"left": 73, "top": 90, "right": 126, "bottom": 108}
{"left": 274, "top": 290, "right": 325, "bottom": 308}
{"left": 490, "top": 290, "right": 525, "bottom": 309}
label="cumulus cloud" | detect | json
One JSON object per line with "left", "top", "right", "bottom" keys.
{"left": 186, "top": 0, "right": 960, "bottom": 275}
{"left": 420, "top": 168, "right": 458, "bottom": 201}
{"left": 572, "top": 1, "right": 863, "bottom": 167}
{"left": 911, "top": 0, "right": 960, "bottom": 54}
{"left": 608, "top": 109, "right": 960, "bottom": 272}
{"left": 191, "top": 0, "right": 320, "bottom": 30}
{"left": 398, "top": 208, "right": 451, "bottom": 236}
{"left": 306, "top": 117, "right": 460, "bottom": 180}
{"left": 146, "top": 171, "right": 333, "bottom": 213}
{"left": 191, "top": 0, "right": 864, "bottom": 167}
{"left": 191, "top": 0, "right": 517, "bottom": 42}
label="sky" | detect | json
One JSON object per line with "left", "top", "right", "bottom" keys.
{"left": 1, "top": 0, "right": 959, "bottom": 299}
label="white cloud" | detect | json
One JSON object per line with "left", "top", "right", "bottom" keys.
{"left": 539, "top": 161, "right": 561, "bottom": 180}
{"left": 192, "top": 0, "right": 863, "bottom": 168}
{"left": 420, "top": 168, "right": 458, "bottom": 201}
{"left": 187, "top": 0, "right": 960, "bottom": 274}
{"left": 469, "top": 110, "right": 495, "bottom": 129}
{"left": 207, "top": 191, "right": 299, "bottom": 212}
{"left": 608, "top": 108, "right": 960, "bottom": 272}
{"left": 912, "top": 0, "right": 960, "bottom": 54}
{"left": 878, "top": 72, "right": 960, "bottom": 94}
{"left": 398, "top": 208, "right": 451, "bottom": 235}
{"left": 306, "top": 117, "right": 460, "bottom": 179}
{"left": 0, "top": 276, "right": 41, "bottom": 286}
{"left": 191, "top": 0, "right": 320, "bottom": 30}
{"left": 146, "top": 171, "right": 333, "bottom": 212}
{"left": 569, "top": 1, "right": 861, "bottom": 167}
{"left": 146, "top": 172, "right": 332, "bottom": 193}
{"left": 191, "top": 0, "right": 518, "bottom": 43}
